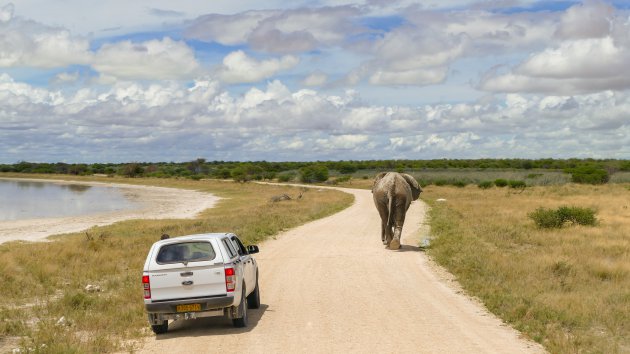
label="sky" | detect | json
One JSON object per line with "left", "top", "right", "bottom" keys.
{"left": 0, "top": 0, "right": 629, "bottom": 163}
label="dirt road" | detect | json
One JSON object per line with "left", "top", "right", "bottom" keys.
{"left": 137, "top": 187, "right": 545, "bottom": 353}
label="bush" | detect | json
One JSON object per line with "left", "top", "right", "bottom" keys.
{"left": 119, "top": 163, "right": 143, "bottom": 178}
{"left": 508, "top": 180, "right": 526, "bottom": 189}
{"left": 478, "top": 181, "right": 494, "bottom": 189}
{"left": 452, "top": 180, "right": 468, "bottom": 188}
{"left": 300, "top": 164, "right": 329, "bottom": 183}
{"left": 526, "top": 173, "right": 543, "bottom": 179}
{"left": 529, "top": 206, "right": 597, "bottom": 229}
{"left": 434, "top": 179, "right": 448, "bottom": 186}
{"left": 335, "top": 175, "right": 351, "bottom": 183}
{"left": 557, "top": 206, "right": 597, "bottom": 226}
{"left": 277, "top": 172, "right": 296, "bottom": 182}
{"left": 494, "top": 178, "right": 508, "bottom": 187}
{"left": 529, "top": 208, "right": 563, "bottom": 228}
{"left": 337, "top": 162, "right": 358, "bottom": 174}
{"left": 566, "top": 166, "right": 609, "bottom": 184}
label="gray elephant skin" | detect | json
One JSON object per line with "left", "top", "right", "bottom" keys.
{"left": 372, "top": 172, "right": 422, "bottom": 250}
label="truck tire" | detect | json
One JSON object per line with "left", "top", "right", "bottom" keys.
{"left": 151, "top": 321, "right": 168, "bottom": 334}
{"left": 247, "top": 273, "right": 261, "bottom": 309}
{"left": 232, "top": 286, "right": 248, "bottom": 328}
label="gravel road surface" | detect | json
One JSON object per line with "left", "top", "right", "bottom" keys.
{"left": 137, "top": 187, "right": 545, "bottom": 354}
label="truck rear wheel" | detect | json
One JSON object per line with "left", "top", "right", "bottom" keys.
{"left": 247, "top": 274, "right": 261, "bottom": 309}
{"left": 151, "top": 321, "right": 168, "bottom": 334}
{"left": 232, "top": 286, "right": 248, "bottom": 328}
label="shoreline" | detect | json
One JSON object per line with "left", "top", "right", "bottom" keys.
{"left": 0, "top": 178, "right": 220, "bottom": 244}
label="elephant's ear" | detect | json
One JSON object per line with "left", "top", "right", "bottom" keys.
{"left": 372, "top": 172, "right": 388, "bottom": 193}
{"left": 402, "top": 174, "right": 422, "bottom": 200}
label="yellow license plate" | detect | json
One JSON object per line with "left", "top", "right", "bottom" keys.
{"left": 176, "top": 304, "right": 201, "bottom": 312}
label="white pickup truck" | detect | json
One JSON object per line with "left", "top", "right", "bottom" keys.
{"left": 142, "top": 233, "right": 260, "bottom": 334}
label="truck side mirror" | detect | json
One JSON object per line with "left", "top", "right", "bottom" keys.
{"left": 246, "top": 245, "right": 259, "bottom": 254}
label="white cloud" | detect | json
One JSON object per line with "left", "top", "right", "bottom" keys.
{"left": 93, "top": 38, "right": 200, "bottom": 80}
{"left": 0, "top": 10, "right": 91, "bottom": 68}
{"left": 481, "top": 36, "right": 630, "bottom": 94}
{"left": 315, "top": 134, "right": 369, "bottom": 150}
{"left": 480, "top": 2, "right": 630, "bottom": 94}
{"left": 359, "top": 28, "right": 468, "bottom": 86}
{"left": 556, "top": 0, "right": 614, "bottom": 40}
{"left": 217, "top": 50, "right": 299, "bottom": 84}
{"left": 302, "top": 71, "right": 328, "bottom": 86}
{"left": 185, "top": 11, "right": 274, "bottom": 46}
{"left": 3, "top": 73, "right": 629, "bottom": 162}
{"left": 185, "top": 6, "right": 362, "bottom": 53}
{"left": 0, "top": 3, "right": 14, "bottom": 23}
{"left": 51, "top": 71, "right": 80, "bottom": 85}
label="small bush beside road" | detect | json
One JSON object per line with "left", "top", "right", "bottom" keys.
{"left": 529, "top": 206, "right": 597, "bottom": 228}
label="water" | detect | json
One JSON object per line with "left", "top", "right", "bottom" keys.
{"left": 0, "top": 179, "right": 137, "bottom": 221}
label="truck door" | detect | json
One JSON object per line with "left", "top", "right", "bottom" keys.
{"left": 230, "top": 235, "right": 255, "bottom": 290}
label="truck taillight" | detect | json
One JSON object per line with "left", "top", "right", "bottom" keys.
{"left": 142, "top": 275, "right": 151, "bottom": 299}
{"left": 225, "top": 267, "right": 235, "bottom": 292}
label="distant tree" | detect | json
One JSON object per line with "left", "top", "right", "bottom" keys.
{"left": 120, "top": 163, "right": 144, "bottom": 178}
{"left": 187, "top": 158, "right": 207, "bottom": 174}
{"left": 566, "top": 166, "right": 609, "bottom": 184}
{"left": 231, "top": 167, "right": 249, "bottom": 182}
{"left": 337, "top": 162, "right": 358, "bottom": 174}
{"left": 68, "top": 164, "right": 88, "bottom": 175}
{"left": 300, "top": 164, "right": 329, "bottom": 183}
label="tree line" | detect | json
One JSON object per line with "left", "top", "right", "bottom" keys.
{"left": 1, "top": 158, "right": 629, "bottom": 184}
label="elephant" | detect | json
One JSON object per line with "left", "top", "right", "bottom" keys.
{"left": 372, "top": 172, "right": 422, "bottom": 250}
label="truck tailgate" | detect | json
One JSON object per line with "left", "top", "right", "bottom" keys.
{"left": 148, "top": 262, "right": 226, "bottom": 301}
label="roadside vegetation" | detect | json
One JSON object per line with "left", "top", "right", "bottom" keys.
{"left": 424, "top": 184, "right": 629, "bottom": 354}
{"left": 0, "top": 175, "right": 353, "bottom": 353}
{"left": 2, "top": 159, "right": 630, "bottom": 186}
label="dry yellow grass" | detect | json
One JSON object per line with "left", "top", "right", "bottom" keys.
{"left": 0, "top": 175, "right": 353, "bottom": 353}
{"left": 424, "top": 184, "right": 630, "bottom": 354}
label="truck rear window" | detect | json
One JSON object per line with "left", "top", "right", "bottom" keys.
{"left": 156, "top": 242, "right": 216, "bottom": 264}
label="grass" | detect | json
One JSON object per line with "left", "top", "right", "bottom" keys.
{"left": 0, "top": 174, "right": 354, "bottom": 353}
{"left": 424, "top": 184, "right": 630, "bottom": 354}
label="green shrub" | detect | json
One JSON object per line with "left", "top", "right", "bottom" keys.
{"left": 566, "top": 166, "right": 609, "bottom": 184}
{"left": 434, "top": 179, "right": 448, "bottom": 186}
{"left": 277, "top": 172, "right": 296, "bottom": 182}
{"left": 337, "top": 163, "right": 358, "bottom": 174}
{"left": 556, "top": 206, "right": 597, "bottom": 226}
{"left": 529, "top": 208, "right": 564, "bottom": 228}
{"left": 529, "top": 206, "right": 597, "bottom": 229}
{"left": 452, "top": 180, "right": 467, "bottom": 188}
{"left": 300, "top": 164, "right": 329, "bottom": 183}
{"left": 262, "top": 171, "right": 277, "bottom": 180}
{"left": 494, "top": 178, "right": 508, "bottom": 187}
{"left": 508, "top": 180, "right": 526, "bottom": 189}
{"left": 478, "top": 181, "right": 494, "bottom": 189}
{"left": 526, "top": 173, "right": 543, "bottom": 179}
{"left": 335, "top": 175, "right": 351, "bottom": 183}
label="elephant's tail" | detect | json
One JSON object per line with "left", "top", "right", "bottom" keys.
{"left": 387, "top": 191, "right": 394, "bottom": 227}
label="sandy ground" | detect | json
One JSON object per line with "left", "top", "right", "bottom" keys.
{"left": 0, "top": 178, "right": 220, "bottom": 244}
{"left": 136, "top": 187, "right": 546, "bottom": 354}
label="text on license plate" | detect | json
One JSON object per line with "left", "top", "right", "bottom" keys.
{"left": 176, "top": 304, "right": 201, "bottom": 312}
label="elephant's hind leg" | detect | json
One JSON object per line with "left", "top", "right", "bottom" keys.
{"left": 388, "top": 226, "right": 402, "bottom": 250}
{"left": 381, "top": 221, "right": 388, "bottom": 245}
